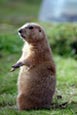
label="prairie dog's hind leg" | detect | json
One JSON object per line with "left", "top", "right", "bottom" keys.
{"left": 17, "top": 94, "right": 33, "bottom": 110}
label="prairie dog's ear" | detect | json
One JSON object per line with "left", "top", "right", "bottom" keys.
{"left": 37, "top": 27, "right": 45, "bottom": 39}
{"left": 39, "top": 29, "right": 41, "bottom": 32}
{"left": 39, "top": 29, "right": 42, "bottom": 36}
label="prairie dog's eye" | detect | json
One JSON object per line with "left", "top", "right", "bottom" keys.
{"left": 29, "top": 26, "right": 33, "bottom": 29}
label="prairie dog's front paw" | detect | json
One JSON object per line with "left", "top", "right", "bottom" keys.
{"left": 12, "top": 62, "right": 24, "bottom": 68}
{"left": 10, "top": 62, "right": 24, "bottom": 72}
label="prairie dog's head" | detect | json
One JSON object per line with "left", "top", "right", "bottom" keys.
{"left": 18, "top": 23, "right": 46, "bottom": 43}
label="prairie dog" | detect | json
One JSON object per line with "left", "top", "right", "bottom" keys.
{"left": 12, "top": 23, "right": 56, "bottom": 110}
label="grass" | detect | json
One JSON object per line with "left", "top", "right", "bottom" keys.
{"left": 0, "top": 0, "right": 77, "bottom": 115}
{"left": 0, "top": 0, "right": 41, "bottom": 25}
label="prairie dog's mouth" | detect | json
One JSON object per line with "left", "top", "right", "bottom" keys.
{"left": 18, "top": 32, "right": 26, "bottom": 39}
{"left": 18, "top": 28, "right": 27, "bottom": 39}
{"left": 20, "top": 34, "right": 26, "bottom": 38}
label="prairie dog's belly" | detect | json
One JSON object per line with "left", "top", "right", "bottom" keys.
{"left": 18, "top": 65, "right": 56, "bottom": 99}
{"left": 17, "top": 66, "right": 31, "bottom": 94}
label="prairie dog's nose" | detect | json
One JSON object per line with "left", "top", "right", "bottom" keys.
{"left": 18, "top": 29, "right": 23, "bottom": 34}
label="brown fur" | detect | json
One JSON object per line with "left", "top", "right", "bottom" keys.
{"left": 12, "top": 23, "right": 56, "bottom": 110}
